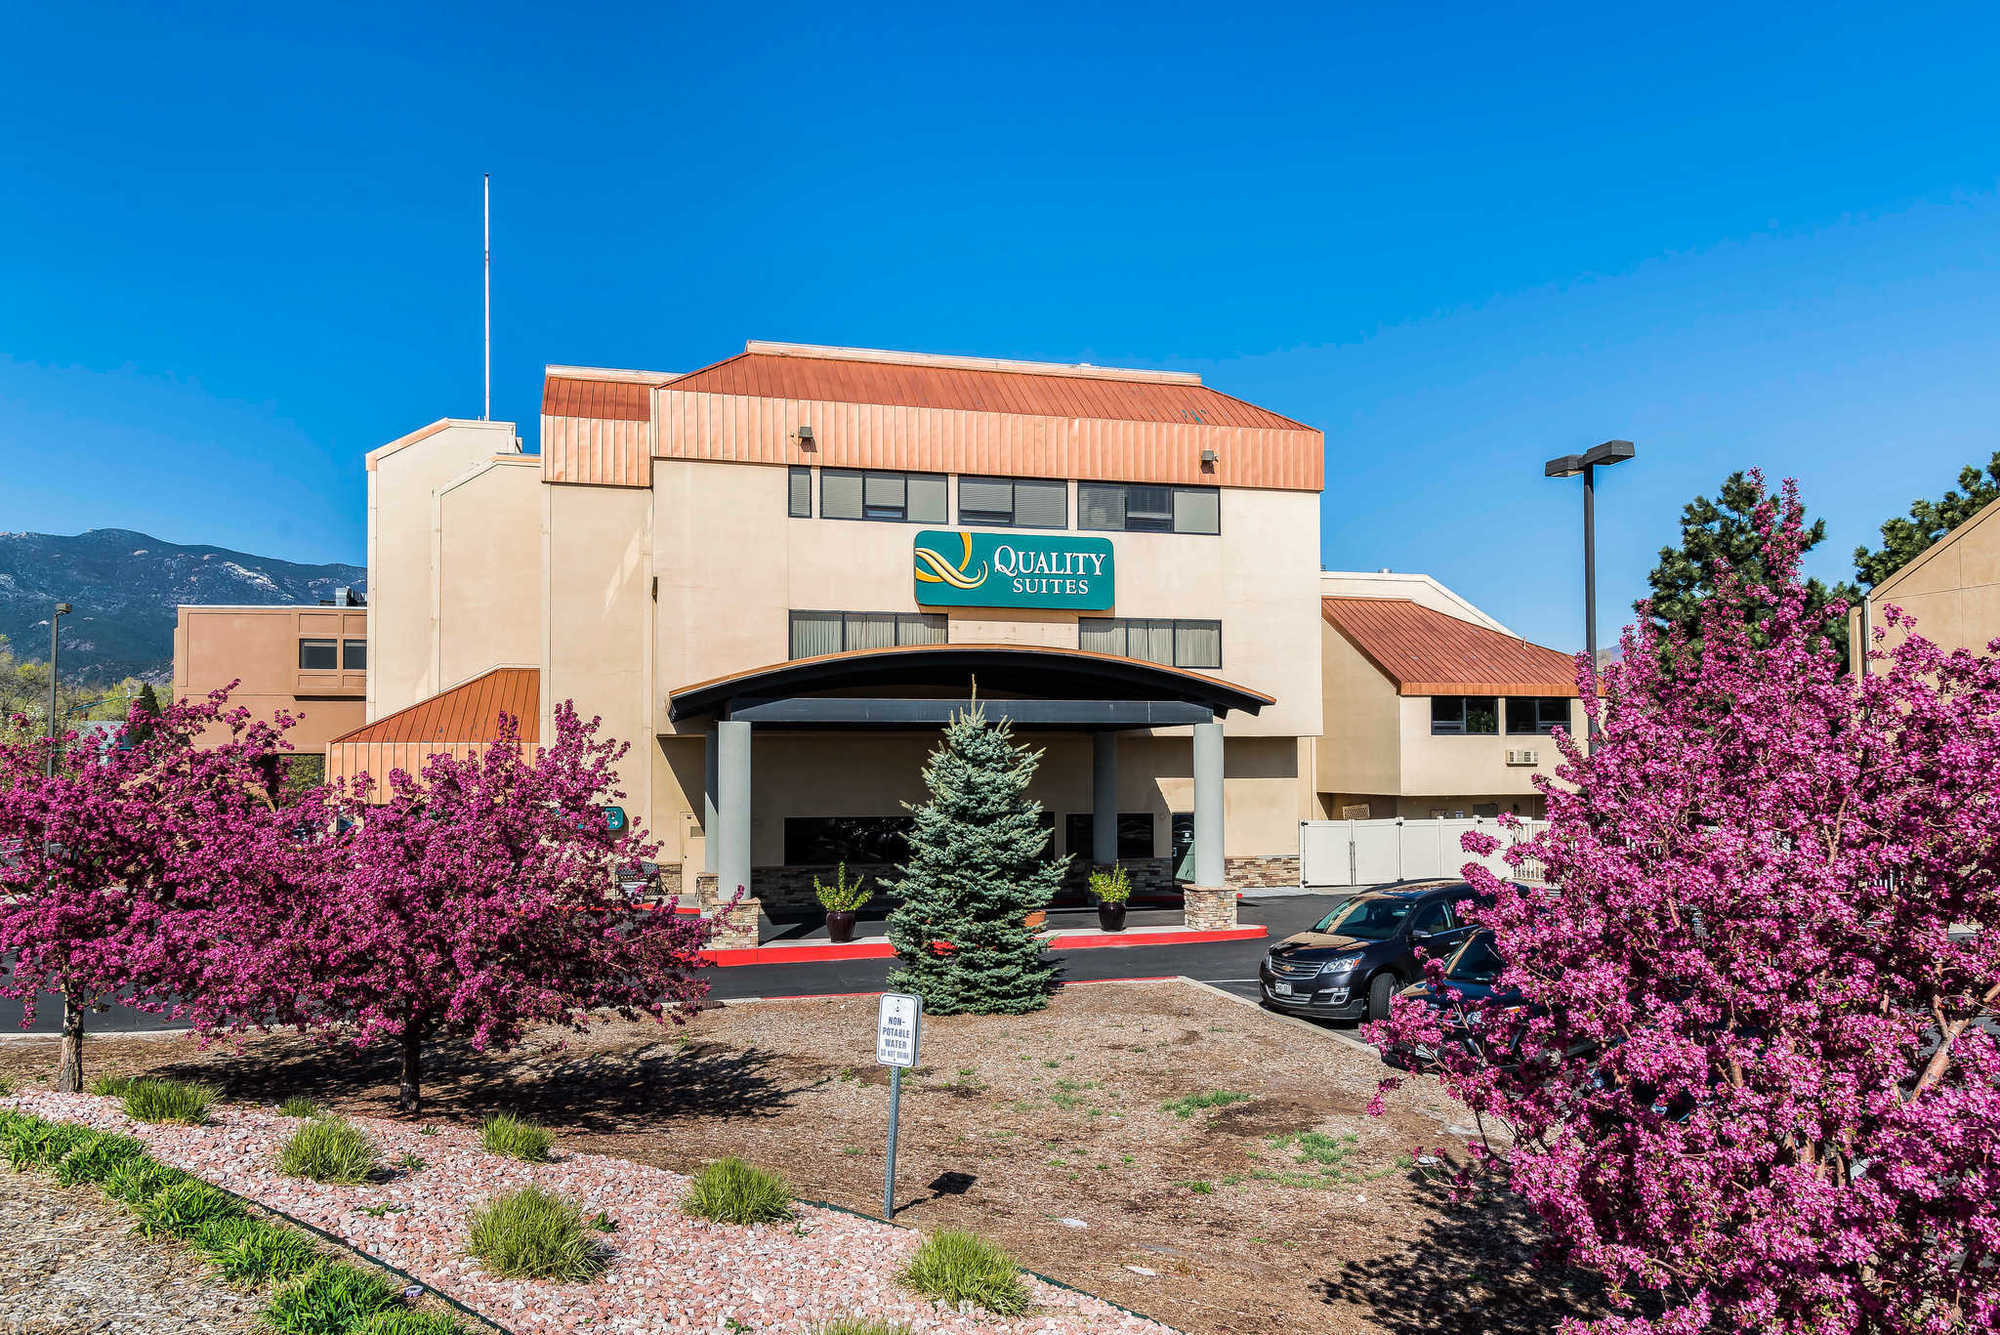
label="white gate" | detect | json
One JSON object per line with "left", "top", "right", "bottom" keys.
{"left": 1298, "top": 817, "right": 1549, "bottom": 888}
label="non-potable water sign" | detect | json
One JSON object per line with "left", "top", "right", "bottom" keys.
{"left": 876, "top": 993, "right": 922, "bottom": 1068}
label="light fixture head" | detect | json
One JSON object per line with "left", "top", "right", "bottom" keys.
{"left": 796, "top": 424, "right": 816, "bottom": 447}
{"left": 1199, "top": 447, "right": 1218, "bottom": 466}
{"left": 54, "top": 602, "right": 73, "bottom": 616}
{"left": 1582, "top": 439, "right": 1635, "bottom": 468}
{"left": 1544, "top": 454, "right": 1585, "bottom": 479}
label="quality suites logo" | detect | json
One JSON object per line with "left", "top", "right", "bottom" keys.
{"left": 913, "top": 530, "right": 990, "bottom": 591}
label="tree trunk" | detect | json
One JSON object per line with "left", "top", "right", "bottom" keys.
{"left": 57, "top": 991, "right": 85, "bottom": 1093}
{"left": 397, "top": 1023, "right": 423, "bottom": 1116}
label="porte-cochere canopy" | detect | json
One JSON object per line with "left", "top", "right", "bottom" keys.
{"left": 666, "top": 642, "right": 1273, "bottom": 729}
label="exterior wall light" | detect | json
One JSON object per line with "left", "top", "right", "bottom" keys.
{"left": 796, "top": 424, "right": 816, "bottom": 449}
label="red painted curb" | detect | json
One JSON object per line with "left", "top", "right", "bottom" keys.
{"left": 699, "top": 923, "right": 1267, "bottom": 969}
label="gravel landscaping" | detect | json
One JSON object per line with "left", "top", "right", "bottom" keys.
{"left": 3, "top": 1088, "right": 1177, "bottom": 1335}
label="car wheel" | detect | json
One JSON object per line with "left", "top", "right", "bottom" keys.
{"left": 1367, "top": 973, "right": 1397, "bottom": 1022}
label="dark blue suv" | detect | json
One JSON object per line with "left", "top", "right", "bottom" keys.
{"left": 1258, "top": 882, "right": 1483, "bottom": 1022}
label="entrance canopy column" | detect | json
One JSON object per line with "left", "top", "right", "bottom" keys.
{"left": 1091, "top": 732, "right": 1118, "bottom": 866}
{"left": 1186, "top": 719, "right": 1236, "bottom": 930}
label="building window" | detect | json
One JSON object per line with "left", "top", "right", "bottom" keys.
{"left": 1064, "top": 812, "right": 1155, "bottom": 860}
{"left": 298, "top": 638, "right": 338, "bottom": 671}
{"left": 790, "top": 610, "right": 947, "bottom": 658}
{"left": 342, "top": 639, "right": 368, "bottom": 670}
{"left": 784, "top": 816, "right": 913, "bottom": 865}
{"left": 1507, "top": 696, "right": 1571, "bottom": 735}
{"left": 1078, "top": 617, "right": 1222, "bottom": 669}
{"left": 788, "top": 465, "right": 812, "bottom": 518}
{"left": 957, "top": 475, "right": 1068, "bottom": 528}
{"left": 820, "top": 468, "right": 946, "bottom": 523}
{"left": 1077, "top": 482, "right": 1220, "bottom": 534}
{"left": 1430, "top": 696, "right": 1499, "bottom": 735}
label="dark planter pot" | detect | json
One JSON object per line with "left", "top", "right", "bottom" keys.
{"left": 1096, "top": 902, "right": 1128, "bottom": 932}
{"left": 825, "top": 910, "right": 858, "bottom": 943}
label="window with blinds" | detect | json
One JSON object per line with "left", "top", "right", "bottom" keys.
{"left": 1078, "top": 617, "right": 1222, "bottom": 669}
{"left": 957, "top": 475, "right": 1068, "bottom": 528}
{"left": 788, "top": 466, "right": 812, "bottom": 518}
{"left": 790, "top": 611, "right": 948, "bottom": 659}
{"left": 819, "top": 469, "right": 946, "bottom": 523}
{"left": 1076, "top": 482, "right": 1220, "bottom": 534}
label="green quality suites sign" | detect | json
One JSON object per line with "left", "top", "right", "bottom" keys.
{"left": 913, "top": 530, "right": 1114, "bottom": 611}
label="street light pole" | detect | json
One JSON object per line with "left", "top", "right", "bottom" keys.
{"left": 1544, "top": 442, "right": 1634, "bottom": 739}
{"left": 46, "top": 602, "right": 72, "bottom": 777}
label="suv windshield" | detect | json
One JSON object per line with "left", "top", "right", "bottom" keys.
{"left": 1446, "top": 934, "right": 1503, "bottom": 984}
{"left": 1310, "top": 896, "right": 1418, "bottom": 941}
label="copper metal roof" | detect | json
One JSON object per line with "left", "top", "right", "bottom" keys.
{"left": 664, "top": 350, "right": 1309, "bottom": 431}
{"left": 541, "top": 377, "right": 650, "bottom": 421}
{"left": 1321, "top": 598, "right": 1580, "bottom": 697}
{"left": 327, "top": 667, "right": 540, "bottom": 746}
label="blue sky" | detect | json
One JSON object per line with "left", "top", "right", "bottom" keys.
{"left": 4, "top": 2, "right": 1997, "bottom": 650}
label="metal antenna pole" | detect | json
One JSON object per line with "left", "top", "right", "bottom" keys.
{"left": 482, "top": 173, "right": 491, "bottom": 422}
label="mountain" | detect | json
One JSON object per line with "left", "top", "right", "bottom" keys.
{"left": 0, "top": 529, "right": 364, "bottom": 682}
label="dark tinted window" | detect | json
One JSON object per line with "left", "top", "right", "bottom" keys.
{"left": 1431, "top": 696, "right": 1498, "bottom": 735}
{"left": 784, "top": 816, "right": 913, "bottom": 864}
{"left": 1077, "top": 482, "right": 1220, "bottom": 534}
{"left": 1446, "top": 934, "right": 1504, "bottom": 983}
{"left": 1311, "top": 895, "right": 1416, "bottom": 941}
{"left": 1064, "top": 812, "right": 1154, "bottom": 859}
{"left": 341, "top": 639, "right": 367, "bottom": 670}
{"left": 298, "top": 638, "right": 337, "bottom": 671}
{"left": 788, "top": 466, "right": 812, "bottom": 518}
{"left": 1410, "top": 901, "right": 1451, "bottom": 936}
{"left": 1507, "top": 697, "right": 1571, "bottom": 735}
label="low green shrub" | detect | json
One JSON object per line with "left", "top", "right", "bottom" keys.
{"left": 1087, "top": 862, "right": 1133, "bottom": 905}
{"left": 812, "top": 861, "right": 873, "bottom": 912}
{"left": 680, "top": 1157, "right": 794, "bottom": 1225}
{"left": 5, "top": 1119, "right": 90, "bottom": 1171}
{"left": 277, "top": 1115, "right": 379, "bottom": 1184}
{"left": 1160, "top": 1089, "right": 1252, "bottom": 1118}
{"left": 102, "top": 1156, "right": 191, "bottom": 1204}
{"left": 899, "top": 1229, "right": 1030, "bottom": 1316}
{"left": 132, "top": 1178, "right": 244, "bottom": 1238}
{"left": 54, "top": 1131, "right": 147, "bottom": 1187}
{"left": 195, "top": 1214, "right": 322, "bottom": 1287}
{"left": 464, "top": 1184, "right": 606, "bottom": 1282}
{"left": 814, "top": 1321, "right": 915, "bottom": 1335}
{"left": 87, "top": 1073, "right": 134, "bottom": 1097}
{"left": 279, "top": 1095, "right": 323, "bottom": 1118}
{"left": 122, "top": 1077, "right": 214, "bottom": 1124}
{"left": 264, "top": 1262, "right": 401, "bottom": 1335}
{"left": 354, "top": 1311, "right": 468, "bottom": 1335}
{"left": 478, "top": 1112, "right": 552, "bottom": 1162}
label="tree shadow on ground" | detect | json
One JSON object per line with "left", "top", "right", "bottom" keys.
{"left": 152, "top": 1030, "right": 802, "bottom": 1132}
{"left": 1317, "top": 1173, "right": 1613, "bottom": 1335}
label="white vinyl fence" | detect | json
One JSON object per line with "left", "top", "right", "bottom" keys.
{"left": 1299, "top": 817, "right": 1550, "bottom": 888}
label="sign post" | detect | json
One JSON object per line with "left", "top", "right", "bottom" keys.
{"left": 876, "top": 992, "right": 922, "bottom": 1219}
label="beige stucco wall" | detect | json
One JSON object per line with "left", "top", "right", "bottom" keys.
{"left": 436, "top": 456, "right": 542, "bottom": 691}
{"left": 1853, "top": 499, "right": 2000, "bottom": 671}
{"left": 174, "top": 605, "right": 367, "bottom": 751}
{"left": 1394, "top": 694, "right": 1577, "bottom": 796}
{"left": 1315, "top": 622, "right": 1402, "bottom": 796}
{"left": 365, "top": 419, "right": 520, "bottom": 719}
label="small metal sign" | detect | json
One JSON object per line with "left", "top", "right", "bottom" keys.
{"left": 876, "top": 992, "right": 923, "bottom": 1219}
{"left": 603, "top": 805, "right": 628, "bottom": 833}
{"left": 876, "top": 993, "right": 922, "bottom": 1068}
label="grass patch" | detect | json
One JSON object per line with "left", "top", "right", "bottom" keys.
{"left": 194, "top": 1214, "right": 323, "bottom": 1287}
{"left": 122, "top": 1077, "right": 215, "bottom": 1124}
{"left": 264, "top": 1262, "right": 401, "bottom": 1335}
{"left": 54, "top": 1130, "right": 146, "bottom": 1187}
{"left": 1161, "top": 1090, "right": 1252, "bottom": 1118}
{"left": 899, "top": 1229, "right": 1030, "bottom": 1316}
{"left": 279, "top": 1095, "right": 323, "bottom": 1118}
{"left": 4, "top": 1118, "right": 91, "bottom": 1171}
{"left": 681, "top": 1157, "right": 794, "bottom": 1225}
{"left": 132, "top": 1177, "right": 244, "bottom": 1238}
{"left": 1252, "top": 1131, "right": 1407, "bottom": 1189}
{"left": 815, "top": 1322, "right": 915, "bottom": 1335}
{"left": 465, "top": 1184, "right": 607, "bottom": 1282}
{"left": 354, "top": 1313, "right": 468, "bottom": 1335}
{"left": 478, "top": 1112, "right": 553, "bottom": 1162}
{"left": 87, "top": 1073, "right": 134, "bottom": 1097}
{"left": 277, "top": 1115, "right": 379, "bottom": 1184}
{"left": 102, "top": 1156, "right": 192, "bottom": 1204}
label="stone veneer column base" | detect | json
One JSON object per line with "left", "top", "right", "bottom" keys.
{"left": 692, "top": 873, "right": 761, "bottom": 948}
{"left": 1182, "top": 885, "right": 1237, "bottom": 931}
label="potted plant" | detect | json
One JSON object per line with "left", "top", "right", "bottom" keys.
{"left": 813, "top": 863, "right": 872, "bottom": 943}
{"left": 1088, "top": 863, "right": 1132, "bottom": 932}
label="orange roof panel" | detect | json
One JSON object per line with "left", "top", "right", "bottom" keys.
{"left": 329, "top": 668, "right": 540, "bottom": 747}
{"left": 1321, "top": 598, "right": 1580, "bottom": 697}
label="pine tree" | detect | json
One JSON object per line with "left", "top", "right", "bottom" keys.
{"left": 128, "top": 684, "right": 162, "bottom": 744}
{"left": 1641, "top": 470, "right": 1858, "bottom": 667}
{"left": 1853, "top": 449, "right": 2000, "bottom": 587}
{"left": 885, "top": 702, "right": 1064, "bottom": 1015}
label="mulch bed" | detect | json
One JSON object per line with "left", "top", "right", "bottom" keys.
{"left": 1, "top": 980, "right": 1608, "bottom": 1335}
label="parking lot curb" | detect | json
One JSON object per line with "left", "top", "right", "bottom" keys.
{"left": 1175, "top": 975, "right": 1379, "bottom": 1056}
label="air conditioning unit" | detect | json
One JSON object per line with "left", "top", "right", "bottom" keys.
{"left": 1505, "top": 748, "right": 1539, "bottom": 767}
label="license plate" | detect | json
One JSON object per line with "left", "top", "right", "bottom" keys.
{"left": 1273, "top": 982, "right": 1295, "bottom": 996}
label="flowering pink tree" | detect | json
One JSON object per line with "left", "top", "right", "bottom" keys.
{"left": 0, "top": 690, "right": 311, "bottom": 1090}
{"left": 300, "top": 703, "right": 713, "bottom": 1114}
{"left": 1369, "top": 476, "right": 2000, "bottom": 1334}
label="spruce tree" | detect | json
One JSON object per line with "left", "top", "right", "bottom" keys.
{"left": 885, "top": 702, "right": 1064, "bottom": 1015}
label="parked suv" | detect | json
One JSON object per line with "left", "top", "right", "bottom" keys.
{"left": 1258, "top": 882, "right": 1483, "bottom": 1022}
